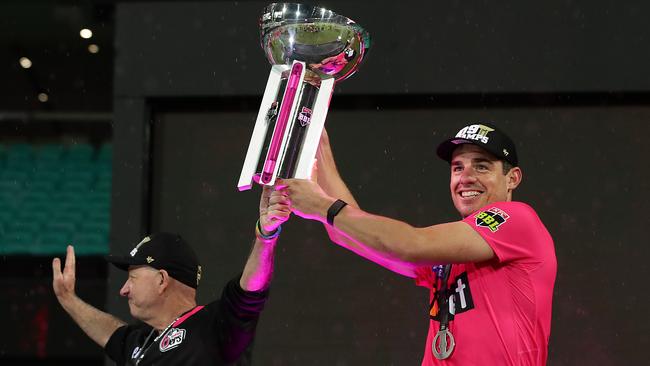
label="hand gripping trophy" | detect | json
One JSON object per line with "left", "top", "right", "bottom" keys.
{"left": 238, "top": 3, "right": 371, "bottom": 190}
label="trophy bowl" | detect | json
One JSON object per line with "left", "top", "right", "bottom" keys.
{"left": 260, "top": 3, "right": 371, "bottom": 83}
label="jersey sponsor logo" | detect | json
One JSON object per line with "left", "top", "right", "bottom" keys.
{"left": 297, "top": 106, "right": 312, "bottom": 126}
{"left": 159, "top": 328, "right": 186, "bottom": 353}
{"left": 454, "top": 124, "right": 495, "bottom": 144}
{"left": 430, "top": 272, "right": 475, "bottom": 321}
{"left": 475, "top": 207, "right": 510, "bottom": 232}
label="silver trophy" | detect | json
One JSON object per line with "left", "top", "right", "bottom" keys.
{"left": 238, "top": 3, "right": 371, "bottom": 190}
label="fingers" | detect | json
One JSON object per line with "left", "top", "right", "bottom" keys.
{"left": 52, "top": 257, "right": 62, "bottom": 279}
{"left": 274, "top": 178, "right": 299, "bottom": 191}
{"left": 268, "top": 190, "right": 289, "bottom": 205}
{"left": 261, "top": 185, "right": 273, "bottom": 197}
{"left": 267, "top": 198, "right": 291, "bottom": 217}
{"left": 64, "top": 245, "right": 76, "bottom": 276}
{"left": 273, "top": 179, "right": 287, "bottom": 190}
{"left": 265, "top": 209, "right": 291, "bottom": 222}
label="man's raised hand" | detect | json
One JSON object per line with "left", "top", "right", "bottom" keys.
{"left": 52, "top": 245, "right": 77, "bottom": 303}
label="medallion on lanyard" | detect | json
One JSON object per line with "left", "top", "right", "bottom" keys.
{"left": 431, "top": 264, "right": 455, "bottom": 360}
{"left": 432, "top": 325, "right": 455, "bottom": 360}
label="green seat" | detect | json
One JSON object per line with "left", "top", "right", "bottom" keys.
{"left": 16, "top": 208, "right": 50, "bottom": 224}
{"left": 95, "top": 179, "right": 112, "bottom": 192}
{"left": 87, "top": 209, "right": 110, "bottom": 222}
{"left": 96, "top": 167, "right": 112, "bottom": 181}
{"left": 50, "top": 208, "right": 84, "bottom": 221}
{"left": 65, "top": 143, "right": 95, "bottom": 163}
{"left": 0, "top": 210, "right": 13, "bottom": 226}
{"left": 6, "top": 143, "right": 33, "bottom": 159}
{"left": 1, "top": 169, "right": 29, "bottom": 183}
{"left": 0, "top": 181, "right": 22, "bottom": 193}
{"left": 44, "top": 220, "right": 77, "bottom": 234}
{"left": 97, "top": 143, "right": 112, "bottom": 161}
{"left": 23, "top": 190, "right": 52, "bottom": 202}
{"left": 35, "top": 144, "right": 64, "bottom": 161}
{"left": 37, "top": 232, "right": 73, "bottom": 254}
{"left": 81, "top": 220, "right": 110, "bottom": 235}
{"left": 32, "top": 168, "right": 63, "bottom": 185}
{"left": 1, "top": 231, "right": 37, "bottom": 254}
{"left": 7, "top": 220, "right": 41, "bottom": 233}
{"left": 25, "top": 180, "right": 56, "bottom": 193}
{"left": 66, "top": 170, "right": 95, "bottom": 183}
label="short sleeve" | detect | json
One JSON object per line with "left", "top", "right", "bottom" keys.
{"left": 462, "top": 201, "right": 552, "bottom": 265}
{"left": 414, "top": 266, "right": 436, "bottom": 288}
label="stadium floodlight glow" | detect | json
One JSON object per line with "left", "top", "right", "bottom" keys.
{"left": 37, "top": 93, "right": 49, "bottom": 103}
{"left": 19, "top": 57, "right": 32, "bottom": 69}
{"left": 80, "top": 28, "right": 93, "bottom": 39}
{"left": 88, "top": 44, "right": 99, "bottom": 53}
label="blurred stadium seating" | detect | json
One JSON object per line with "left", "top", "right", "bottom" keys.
{"left": 0, "top": 142, "right": 111, "bottom": 255}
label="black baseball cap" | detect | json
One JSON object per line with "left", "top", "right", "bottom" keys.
{"left": 436, "top": 123, "right": 519, "bottom": 166}
{"left": 106, "top": 232, "right": 202, "bottom": 289}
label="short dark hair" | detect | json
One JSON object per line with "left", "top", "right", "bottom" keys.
{"left": 502, "top": 160, "right": 514, "bottom": 175}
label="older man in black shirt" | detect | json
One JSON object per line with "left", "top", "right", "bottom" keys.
{"left": 52, "top": 186, "right": 289, "bottom": 365}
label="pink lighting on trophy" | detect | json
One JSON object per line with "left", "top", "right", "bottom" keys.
{"left": 236, "top": 4, "right": 371, "bottom": 191}
{"left": 260, "top": 62, "right": 304, "bottom": 184}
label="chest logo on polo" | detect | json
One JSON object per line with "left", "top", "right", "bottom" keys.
{"left": 475, "top": 207, "right": 510, "bottom": 232}
{"left": 159, "top": 328, "right": 186, "bottom": 352}
{"left": 430, "top": 272, "right": 475, "bottom": 321}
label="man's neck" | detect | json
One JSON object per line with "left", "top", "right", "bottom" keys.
{"left": 150, "top": 299, "right": 197, "bottom": 332}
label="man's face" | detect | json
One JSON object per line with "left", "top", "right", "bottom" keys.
{"left": 449, "top": 144, "right": 513, "bottom": 218}
{"left": 119, "top": 265, "right": 161, "bottom": 321}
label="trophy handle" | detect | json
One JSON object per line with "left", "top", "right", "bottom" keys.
{"left": 292, "top": 77, "right": 334, "bottom": 179}
{"left": 237, "top": 64, "right": 289, "bottom": 191}
{"left": 259, "top": 61, "right": 306, "bottom": 185}
{"left": 237, "top": 63, "right": 335, "bottom": 191}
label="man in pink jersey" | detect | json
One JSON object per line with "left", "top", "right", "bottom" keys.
{"left": 278, "top": 124, "right": 556, "bottom": 365}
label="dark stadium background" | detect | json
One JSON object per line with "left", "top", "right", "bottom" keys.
{"left": 1, "top": 1, "right": 648, "bottom": 365}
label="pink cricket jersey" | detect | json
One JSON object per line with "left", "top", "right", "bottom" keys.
{"left": 415, "top": 201, "right": 556, "bottom": 366}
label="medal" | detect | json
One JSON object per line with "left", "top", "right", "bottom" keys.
{"left": 430, "top": 264, "right": 455, "bottom": 360}
{"left": 432, "top": 326, "right": 455, "bottom": 360}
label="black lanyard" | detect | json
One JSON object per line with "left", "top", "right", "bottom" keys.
{"left": 132, "top": 316, "right": 180, "bottom": 366}
{"left": 435, "top": 264, "right": 452, "bottom": 329}
{"left": 431, "top": 264, "right": 455, "bottom": 360}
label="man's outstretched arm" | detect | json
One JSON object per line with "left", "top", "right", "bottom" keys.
{"left": 310, "top": 130, "right": 430, "bottom": 277}
{"left": 52, "top": 245, "right": 126, "bottom": 348}
{"left": 278, "top": 178, "right": 494, "bottom": 268}
{"left": 239, "top": 185, "right": 291, "bottom": 292}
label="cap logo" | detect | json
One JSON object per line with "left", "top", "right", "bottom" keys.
{"left": 130, "top": 236, "right": 151, "bottom": 257}
{"left": 455, "top": 124, "right": 495, "bottom": 144}
{"left": 503, "top": 148, "right": 509, "bottom": 156}
{"left": 196, "top": 265, "right": 202, "bottom": 286}
{"left": 146, "top": 256, "right": 155, "bottom": 264}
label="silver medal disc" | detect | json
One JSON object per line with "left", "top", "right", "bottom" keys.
{"left": 432, "top": 328, "right": 455, "bottom": 360}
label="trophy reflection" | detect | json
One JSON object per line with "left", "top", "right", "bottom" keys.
{"left": 238, "top": 3, "right": 371, "bottom": 190}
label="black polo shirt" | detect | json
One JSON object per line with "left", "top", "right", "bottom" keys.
{"left": 104, "top": 277, "right": 268, "bottom": 365}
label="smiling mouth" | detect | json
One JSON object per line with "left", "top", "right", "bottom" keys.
{"left": 459, "top": 190, "right": 483, "bottom": 198}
